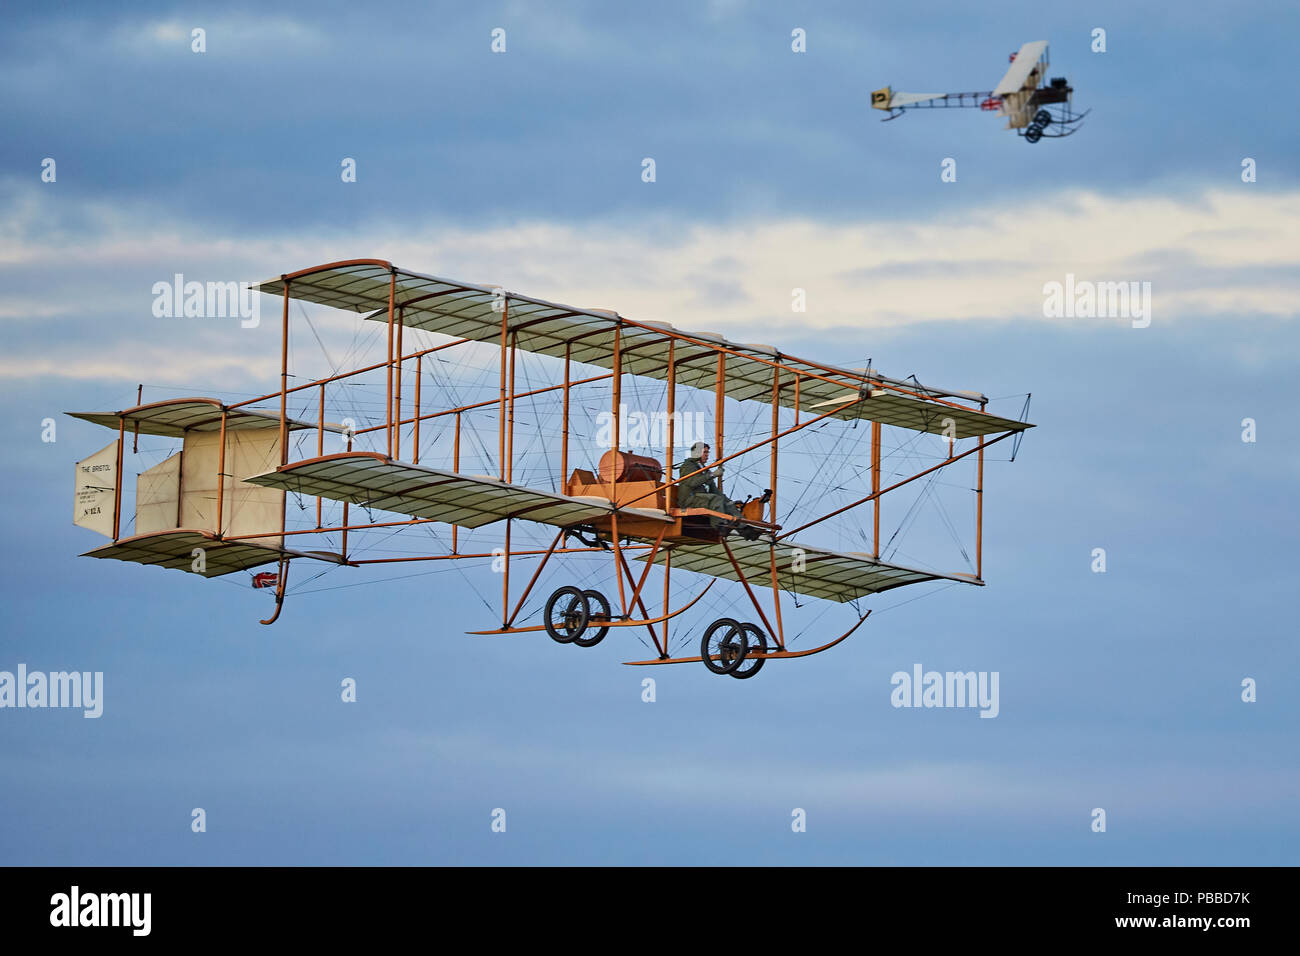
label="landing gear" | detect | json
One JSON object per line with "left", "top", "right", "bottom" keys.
{"left": 543, "top": 586, "right": 589, "bottom": 644}
{"left": 728, "top": 624, "right": 768, "bottom": 680}
{"left": 543, "top": 586, "right": 612, "bottom": 646}
{"left": 539, "top": 592, "right": 772, "bottom": 677}
{"left": 572, "top": 589, "right": 611, "bottom": 647}
{"left": 700, "top": 619, "right": 770, "bottom": 678}
{"left": 700, "top": 617, "right": 747, "bottom": 675}
{"left": 1021, "top": 105, "right": 1089, "bottom": 142}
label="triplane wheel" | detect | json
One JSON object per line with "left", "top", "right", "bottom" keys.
{"left": 572, "top": 589, "right": 611, "bottom": 648}
{"left": 728, "top": 623, "right": 768, "bottom": 680}
{"left": 543, "top": 586, "right": 590, "bottom": 644}
{"left": 1034, "top": 109, "right": 1052, "bottom": 126}
{"left": 700, "top": 617, "right": 747, "bottom": 675}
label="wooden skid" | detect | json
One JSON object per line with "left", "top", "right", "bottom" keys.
{"left": 465, "top": 578, "right": 714, "bottom": 635}
{"left": 622, "top": 610, "right": 870, "bottom": 665}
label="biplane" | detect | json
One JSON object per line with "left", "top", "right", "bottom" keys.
{"left": 871, "top": 40, "right": 1087, "bottom": 142}
{"left": 68, "top": 260, "right": 1034, "bottom": 679}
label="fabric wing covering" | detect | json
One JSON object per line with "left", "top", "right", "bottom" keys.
{"left": 73, "top": 441, "right": 118, "bottom": 537}
{"left": 995, "top": 40, "right": 1049, "bottom": 94}
{"left": 245, "top": 453, "right": 673, "bottom": 529}
{"left": 638, "top": 537, "right": 979, "bottom": 603}
{"left": 808, "top": 388, "right": 1025, "bottom": 438}
{"left": 256, "top": 264, "right": 1033, "bottom": 436}
{"left": 67, "top": 399, "right": 345, "bottom": 439}
{"left": 135, "top": 452, "right": 181, "bottom": 536}
{"left": 178, "top": 429, "right": 285, "bottom": 546}
{"left": 121, "top": 426, "right": 287, "bottom": 544}
{"left": 81, "top": 531, "right": 343, "bottom": 578}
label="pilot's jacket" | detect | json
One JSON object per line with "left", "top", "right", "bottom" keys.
{"left": 679, "top": 456, "right": 718, "bottom": 499}
{"left": 678, "top": 457, "right": 740, "bottom": 523}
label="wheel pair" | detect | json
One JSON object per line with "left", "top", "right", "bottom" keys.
{"left": 1024, "top": 124, "right": 1043, "bottom": 143}
{"left": 699, "top": 618, "right": 768, "bottom": 679}
{"left": 543, "top": 586, "right": 611, "bottom": 647}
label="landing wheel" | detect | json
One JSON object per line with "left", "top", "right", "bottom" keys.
{"left": 1034, "top": 109, "right": 1052, "bottom": 126}
{"left": 700, "top": 617, "right": 746, "bottom": 675}
{"left": 728, "top": 624, "right": 768, "bottom": 680}
{"left": 572, "top": 589, "right": 611, "bottom": 647}
{"left": 1024, "top": 125, "right": 1043, "bottom": 143}
{"left": 543, "top": 586, "right": 589, "bottom": 644}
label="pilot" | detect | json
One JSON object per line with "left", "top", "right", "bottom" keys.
{"left": 678, "top": 441, "right": 759, "bottom": 536}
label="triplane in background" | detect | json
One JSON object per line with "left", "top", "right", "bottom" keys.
{"left": 69, "top": 260, "right": 1034, "bottom": 679}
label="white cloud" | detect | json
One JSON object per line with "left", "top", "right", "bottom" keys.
{"left": 1, "top": 184, "right": 1296, "bottom": 384}
{"left": 110, "top": 15, "right": 329, "bottom": 57}
{"left": 0, "top": 341, "right": 279, "bottom": 386}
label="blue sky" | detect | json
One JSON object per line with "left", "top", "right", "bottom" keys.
{"left": 1, "top": 1, "right": 1297, "bottom": 865}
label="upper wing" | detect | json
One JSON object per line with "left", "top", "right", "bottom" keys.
{"left": 255, "top": 262, "right": 1032, "bottom": 434}
{"left": 994, "top": 40, "right": 1049, "bottom": 95}
{"left": 809, "top": 388, "right": 1029, "bottom": 438}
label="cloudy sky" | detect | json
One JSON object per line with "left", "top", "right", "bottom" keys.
{"left": 2, "top": 1, "right": 1297, "bottom": 865}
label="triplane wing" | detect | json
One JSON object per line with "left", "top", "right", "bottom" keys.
{"left": 67, "top": 258, "right": 1035, "bottom": 681}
